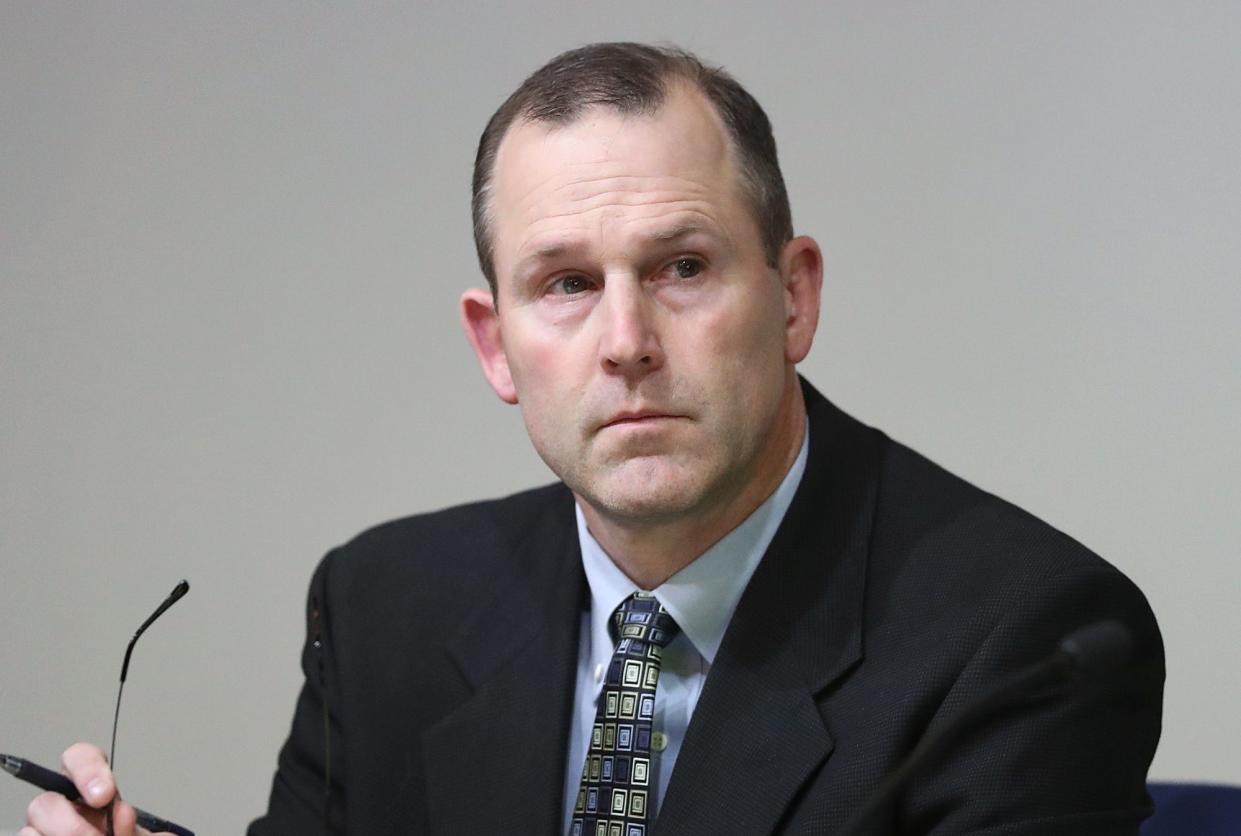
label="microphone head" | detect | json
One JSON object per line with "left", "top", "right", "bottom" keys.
{"left": 1058, "top": 620, "right": 1133, "bottom": 682}
{"left": 170, "top": 579, "right": 190, "bottom": 602}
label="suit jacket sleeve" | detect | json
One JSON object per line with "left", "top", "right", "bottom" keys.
{"left": 248, "top": 549, "right": 347, "bottom": 835}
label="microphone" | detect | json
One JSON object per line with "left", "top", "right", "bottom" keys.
{"left": 1058, "top": 620, "right": 1132, "bottom": 682}
{"left": 838, "top": 620, "right": 1134, "bottom": 835}
{"left": 112, "top": 579, "right": 191, "bottom": 767}
{"left": 120, "top": 579, "right": 191, "bottom": 683}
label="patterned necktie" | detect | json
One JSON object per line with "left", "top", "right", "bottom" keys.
{"left": 571, "top": 591, "right": 681, "bottom": 836}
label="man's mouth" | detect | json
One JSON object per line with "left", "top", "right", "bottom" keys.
{"left": 600, "top": 410, "right": 684, "bottom": 430}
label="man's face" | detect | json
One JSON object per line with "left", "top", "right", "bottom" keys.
{"left": 465, "top": 84, "right": 818, "bottom": 527}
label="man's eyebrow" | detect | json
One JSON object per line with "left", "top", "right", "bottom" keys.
{"left": 514, "top": 241, "right": 582, "bottom": 278}
{"left": 645, "top": 224, "right": 709, "bottom": 243}
{"left": 533, "top": 242, "right": 572, "bottom": 259}
{"left": 513, "top": 225, "right": 718, "bottom": 279}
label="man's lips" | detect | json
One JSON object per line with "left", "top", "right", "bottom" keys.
{"left": 599, "top": 411, "right": 685, "bottom": 430}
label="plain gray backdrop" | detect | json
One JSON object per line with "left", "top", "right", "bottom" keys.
{"left": 2, "top": 2, "right": 1238, "bottom": 831}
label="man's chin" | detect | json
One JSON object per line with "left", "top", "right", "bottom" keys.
{"left": 575, "top": 463, "right": 713, "bottom": 525}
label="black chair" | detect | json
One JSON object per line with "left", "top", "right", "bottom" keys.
{"left": 1141, "top": 783, "right": 1241, "bottom": 835}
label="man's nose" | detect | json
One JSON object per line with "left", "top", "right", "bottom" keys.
{"left": 597, "top": 281, "right": 665, "bottom": 377}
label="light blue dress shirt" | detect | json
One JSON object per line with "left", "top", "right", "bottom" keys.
{"left": 561, "top": 426, "right": 810, "bottom": 833}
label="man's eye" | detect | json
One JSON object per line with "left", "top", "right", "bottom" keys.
{"left": 672, "top": 258, "right": 702, "bottom": 279}
{"left": 554, "top": 274, "right": 591, "bottom": 295}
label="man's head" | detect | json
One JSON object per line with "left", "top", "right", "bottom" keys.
{"left": 461, "top": 43, "right": 822, "bottom": 551}
{"left": 471, "top": 43, "right": 794, "bottom": 297}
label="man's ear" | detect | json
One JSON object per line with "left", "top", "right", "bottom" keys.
{"left": 778, "top": 235, "right": 824, "bottom": 364}
{"left": 460, "top": 288, "right": 518, "bottom": 404}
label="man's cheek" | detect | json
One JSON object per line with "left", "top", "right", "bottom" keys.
{"left": 505, "top": 342, "right": 558, "bottom": 396}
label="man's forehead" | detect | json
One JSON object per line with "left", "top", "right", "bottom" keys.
{"left": 488, "top": 89, "right": 748, "bottom": 262}
{"left": 492, "top": 84, "right": 736, "bottom": 199}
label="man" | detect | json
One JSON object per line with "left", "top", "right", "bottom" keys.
{"left": 25, "top": 43, "right": 1162, "bottom": 835}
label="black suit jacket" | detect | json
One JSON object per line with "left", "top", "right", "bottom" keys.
{"left": 250, "top": 382, "right": 1163, "bottom": 835}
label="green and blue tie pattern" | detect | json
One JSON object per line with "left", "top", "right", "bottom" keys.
{"left": 571, "top": 591, "right": 680, "bottom": 836}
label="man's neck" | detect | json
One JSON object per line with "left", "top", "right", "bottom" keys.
{"left": 577, "top": 380, "right": 808, "bottom": 590}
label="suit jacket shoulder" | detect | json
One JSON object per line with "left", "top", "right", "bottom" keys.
{"left": 250, "top": 481, "right": 585, "bottom": 835}
{"left": 321, "top": 481, "right": 576, "bottom": 616}
{"left": 691, "top": 384, "right": 1165, "bottom": 835}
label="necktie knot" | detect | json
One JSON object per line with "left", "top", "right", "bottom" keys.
{"left": 611, "top": 591, "right": 680, "bottom": 649}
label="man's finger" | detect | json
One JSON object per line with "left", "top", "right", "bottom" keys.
{"left": 60, "top": 742, "right": 115, "bottom": 808}
{"left": 26, "top": 789, "right": 107, "bottom": 833}
{"left": 112, "top": 799, "right": 147, "bottom": 836}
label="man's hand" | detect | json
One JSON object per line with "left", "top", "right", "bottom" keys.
{"left": 19, "top": 743, "right": 152, "bottom": 836}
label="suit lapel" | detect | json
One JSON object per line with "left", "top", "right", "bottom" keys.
{"left": 656, "top": 383, "right": 881, "bottom": 835}
{"left": 654, "top": 636, "right": 836, "bottom": 835}
{"left": 421, "top": 494, "right": 585, "bottom": 836}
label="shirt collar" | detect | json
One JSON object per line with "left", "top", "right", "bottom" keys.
{"left": 575, "top": 422, "right": 810, "bottom": 665}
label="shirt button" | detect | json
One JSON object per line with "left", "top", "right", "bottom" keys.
{"left": 593, "top": 663, "right": 604, "bottom": 683}
{"left": 652, "top": 732, "right": 668, "bottom": 752}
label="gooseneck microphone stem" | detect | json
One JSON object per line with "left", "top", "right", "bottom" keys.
{"left": 838, "top": 620, "right": 1133, "bottom": 836}
{"left": 840, "top": 656, "right": 1069, "bottom": 835}
{"left": 110, "top": 579, "right": 190, "bottom": 770}
{"left": 109, "top": 679, "right": 126, "bottom": 773}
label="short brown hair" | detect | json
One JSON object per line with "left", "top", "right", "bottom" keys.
{"left": 471, "top": 42, "right": 794, "bottom": 295}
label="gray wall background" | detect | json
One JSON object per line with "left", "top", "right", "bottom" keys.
{"left": 2, "top": 2, "right": 1237, "bottom": 831}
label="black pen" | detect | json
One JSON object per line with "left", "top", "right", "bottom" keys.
{"left": 2, "top": 753, "right": 194, "bottom": 836}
